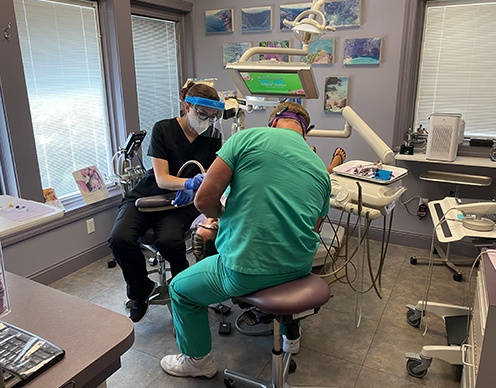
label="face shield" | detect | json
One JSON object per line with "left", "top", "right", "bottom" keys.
{"left": 184, "top": 96, "right": 225, "bottom": 138}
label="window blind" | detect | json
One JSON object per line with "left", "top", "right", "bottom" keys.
{"left": 131, "top": 15, "right": 180, "bottom": 170}
{"left": 414, "top": 1, "right": 496, "bottom": 139}
{"left": 14, "top": 0, "right": 112, "bottom": 198}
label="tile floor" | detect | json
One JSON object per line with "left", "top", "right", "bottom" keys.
{"left": 49, "top": 240, "right": 478, "bottom": 388}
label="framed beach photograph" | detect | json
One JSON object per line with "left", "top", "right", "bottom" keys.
{"left": 223, "top": 42, "right": 253, "bottom": 66}
{"left": 301, "top": 39, "right": 335, "bottom": 64}
{"left": 258, "top": 40, "right": 291, "bottom": 62}
{"left": 343, "top": 38, "right": 382, "bottom": 65}
{"left": 324, "top": 76, "right": 349, "bottom": 113}
{"left": 279, "top": 3, "right": 312, "bottom": 30}
{"left": 324, "top": 0, "right": 361, "bottom": 28}
{"left": 242, "top": 6, "right": 272, "bottom": 32}
{"left": 205, "top": 9, "right": 234, "bottom": 34}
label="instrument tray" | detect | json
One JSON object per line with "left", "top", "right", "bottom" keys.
{"left": 332, "top": 160, "right": 408, "bottom": 185}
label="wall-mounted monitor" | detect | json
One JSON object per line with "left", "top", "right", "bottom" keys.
{"left": 225, "top": 61, "right": 319, "bottom": 99}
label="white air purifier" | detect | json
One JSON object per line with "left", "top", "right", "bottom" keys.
{"left": 426, "top": 114, "right": 464, "bottom": 162}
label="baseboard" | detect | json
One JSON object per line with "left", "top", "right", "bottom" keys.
{"left": 29, "top": 243, "right": 112, "bottom": 285}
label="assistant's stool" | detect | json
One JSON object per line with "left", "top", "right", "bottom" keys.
{"left": 224, "top": 273, "right": 335, "bottom": 388}
{"left": 123, "top": 227, "right": 172, "bottom": 309}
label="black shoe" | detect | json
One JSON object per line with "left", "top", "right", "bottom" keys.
{"left": 129, "top": 281, "right": 156, "bottom": 323}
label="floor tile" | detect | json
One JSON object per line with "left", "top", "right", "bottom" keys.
{"left": 48, "top": 239, "right": 476, "bottom": 387}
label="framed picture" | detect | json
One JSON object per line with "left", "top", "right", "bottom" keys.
{"left": 301, "top": 39, "right": 335, "bottom": 64}
{"left": 279, "top": 3, "right": 312, "bottom": 30}
{"left": 72, "top": 165, "right": 109, "bottom": 204}
{"left": 205, "top": 9, "right": 234, "bottom": 34}
{"left": 242, "top": 6, "right": 272, "bottom": 32}
{"left": 343, "top": 38, "right": 382, "bottom": 65}
{"left": 324, "top": 0, "right": 361, "bottom": 28}
{"left": 259, "top": 40, "right": 291, "bottom": 62}
{"left": 324, "top": 76, "right": 349, "bottom": 113}
{"left": 223, "top": 42, "right": 253, "bottom": 66}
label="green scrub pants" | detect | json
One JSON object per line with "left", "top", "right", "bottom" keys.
{"left": 168, "top": 253, "right": 310, "bottom": 358}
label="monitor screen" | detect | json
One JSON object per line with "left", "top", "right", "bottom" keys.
{"left": 240, "top": 72, "right": 305, "bottom": 96}
{"left": 226, "top": 61, "right": 319, "bottom": 99}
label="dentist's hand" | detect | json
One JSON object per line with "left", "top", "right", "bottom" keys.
{"left": 173, "top": 189, "right": 194, "bottom": 207}
{"left": 184, "top": 174, "right": 204, "bottom": 191}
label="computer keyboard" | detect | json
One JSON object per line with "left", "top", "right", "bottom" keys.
{"left": 0, "top": 321, "right": 65, "bottom": 387}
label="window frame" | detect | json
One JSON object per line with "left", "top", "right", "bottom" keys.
{"left": 0, "top": 0, "right": 192, "bottom": 212}
{"left": 394, "top": 0, "right": 494, "bottom": 157}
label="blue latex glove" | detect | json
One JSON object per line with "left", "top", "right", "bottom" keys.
{"left": 184, "top": 174, "right": 204, "bottom": 191}
{"left": 173, "top": 189, "right": 194, "bottom": 207}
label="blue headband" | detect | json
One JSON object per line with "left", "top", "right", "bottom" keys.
{"left": 184, "top": 96, "right": 225, "bottom": 111}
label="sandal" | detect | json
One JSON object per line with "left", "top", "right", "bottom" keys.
{"left": 332, "top": 147, "right": 346, "bottom": 164}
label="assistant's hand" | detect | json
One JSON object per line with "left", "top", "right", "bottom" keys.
{"left": 173, "top": 189, "right": 194, "bottom": 207}
{"left": 184, "top": 174, "right": 204, "bottom": 190}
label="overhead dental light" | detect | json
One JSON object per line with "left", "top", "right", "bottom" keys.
{"left": 283, "top": 0, "right": 335, "bottom": 44}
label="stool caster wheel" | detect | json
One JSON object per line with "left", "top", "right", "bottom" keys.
{"left": 149, "top": 257, "right": 158, "bottom": 266}
{"left": 289, "top": 359, "right": 297, "bottom": 373}
{"left": 453, "top": 273, "right": 463, "bottom": 282}
{"left": 125, "top": 299, "right": 132, "bottom": 309}
{"left": 224, "top": 377, "right": 236, "bottom": 387}
{"left": 406, "top": 359, "right": 428, "bottom": 378}
{"left": 107, "top": 258, "right": 117, "bottom": 268}
{"left": 410, "top": 257, "right": 417, "bottom": 265}
{"left": 406, "top": 308, "right": 421, "bottom": 328}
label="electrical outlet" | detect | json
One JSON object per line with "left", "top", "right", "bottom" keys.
{"left": 86, "top": 218, "right": 95, "bottom": 234}
{"left": 419, "top": 197, "right": 429, "bottom": 206}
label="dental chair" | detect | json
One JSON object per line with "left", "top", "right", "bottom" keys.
{"left": 224, "top": 274, "right": 335, "bottom": 388}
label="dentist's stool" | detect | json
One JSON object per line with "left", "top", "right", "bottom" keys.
{"left": 224, "top": 273, "right": 336, "bottom": 388}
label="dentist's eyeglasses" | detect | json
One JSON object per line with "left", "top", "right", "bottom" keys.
{"left": 193, "top": 106, "right": 221, "bottom": 122}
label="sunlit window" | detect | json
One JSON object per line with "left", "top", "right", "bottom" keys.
{"left": 14, "top": 0, "right": 112, "bottom": 198}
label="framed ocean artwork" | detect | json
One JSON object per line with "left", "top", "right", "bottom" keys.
{"left": 258, "top": 40, "right": 291, "bottom": 62}
{"left": 300, "top": 39, "right": 335, "bottom": 64}
{"left": 324, "top": 76, "right": 349, "bottom": 113}
{"left": 279, "top": 3, "right": 312, "bottom": 30}
{"left": 324, "top": 0, "right": 361, "bottom": 28}
{"left": 205, "top": 9, "right": 234, "bottom": 34}
{"left": 343, "top": 38, "right": 382, "bottom": 65}
{"left": 223, "top": 42, "right": 252, "bottom": 66}
{"left": 242, "top": 6, "right": 272, "bottom": 32}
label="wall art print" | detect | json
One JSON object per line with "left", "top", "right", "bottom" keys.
{"left": 205, "top": 8, "right": 234, "bottom": 34}
{"left": 324, "top": 76, "right": 349, "bottom": 113}
{"left": 279, "top": 3, "right": 312, "bottom": 30}
{"left": 223, "top": 42, "right": 253, "bottom": 66}
{"left": 242, "top": 6, "right": 272, "bottom": 32}
{"left": 258, "top": 40, "right": 291, "bottom": 62}
{"left": 324, "top": 0, "right": 361, "bottom": 28}
{"left": 300, "top": 39, "right": 334, "bottom": 64}
{"left": 343, "top": 37, "right": 382, "bottom": 65}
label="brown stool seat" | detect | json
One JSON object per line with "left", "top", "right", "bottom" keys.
{"left": 224, "top": 273, "right": 335, "bottom": 388}
{"left": 236, "top": 274, "right": 330, "bottom": 315}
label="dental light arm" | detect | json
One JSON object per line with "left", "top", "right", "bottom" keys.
{"left": 308, "top": 107, "right": 395, "bottom": 165}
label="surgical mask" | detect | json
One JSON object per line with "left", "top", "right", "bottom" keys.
{"left": 188, "top": 113, "right": 210, "bottom": 135}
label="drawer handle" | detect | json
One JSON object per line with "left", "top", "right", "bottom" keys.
{"left": 461, "top": 344, "right": 474, "bottom": 367}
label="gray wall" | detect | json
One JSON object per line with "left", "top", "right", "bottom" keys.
{"left": 188, "top": 0, "right": 496, "bottom": 256}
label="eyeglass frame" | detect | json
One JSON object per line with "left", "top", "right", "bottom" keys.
{"left": 192, "top": 105, "right": 222, "bottom": 122}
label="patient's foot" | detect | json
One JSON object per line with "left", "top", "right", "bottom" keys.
{"left": 327, "top": 147, "right": 346, "bottom": 173}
